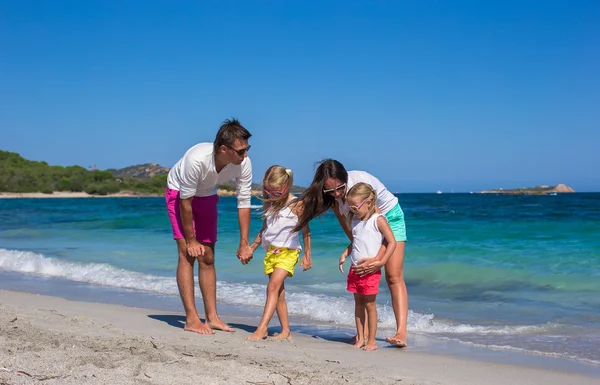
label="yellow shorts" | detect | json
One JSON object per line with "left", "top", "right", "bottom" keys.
{"left": 264, "top": 246, "right": 300, "bottom": 277}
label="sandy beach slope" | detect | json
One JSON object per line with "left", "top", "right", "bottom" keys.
{"left": 0, "top": 290, "right": 597, "bottom": 385}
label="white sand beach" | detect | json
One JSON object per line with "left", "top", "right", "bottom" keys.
{"left": 0, "top": 290, "right": 597, "bottom": 385}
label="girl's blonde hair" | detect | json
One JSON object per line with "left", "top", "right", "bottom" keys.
{"left": 346, "top": 182, "right": 377, "bottom": 222}
{"left": 262, "top": 165, "right": 293, "bottom": 216}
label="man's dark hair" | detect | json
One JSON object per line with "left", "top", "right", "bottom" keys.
{"left": 214, "top": 118, "right": 252, "bottom": 153}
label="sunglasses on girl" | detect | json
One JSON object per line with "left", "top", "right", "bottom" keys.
{"left": 323, "top": 183, "right": 346, "bottom": 195}
{"left": 264, "top": 189, "right": 285, "bottom": 197}
{"left": 349, "top": 197, "right": 370, "bottom": 212}
{"left": 226, "top": 144, "right": 251, "bottom": 156}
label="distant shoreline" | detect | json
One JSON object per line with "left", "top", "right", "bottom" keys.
{"left": 0, "top": 189, "right": 262, "bottom": 199}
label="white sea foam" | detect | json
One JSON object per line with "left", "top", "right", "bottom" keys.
{"left": 0, "top": 248, "right": 549, "bottom": 335}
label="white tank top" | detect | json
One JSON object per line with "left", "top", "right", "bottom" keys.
{"left": 337, "top": 170, "right": 398, "bottom": 218}
{"left": 262, "top": 206, "right": 302, "bottom": 251}
{"left": 350, "top": 213, "right": 385, "bottom": 265}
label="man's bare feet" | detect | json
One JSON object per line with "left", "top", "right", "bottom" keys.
{"left": 272, "top": 330, "right": 291, "bottom": 340}
{"left": 183, "top": 320, "right": 215, "bottom": 335}
{"left": 247, "top": 328, "right": 268, "bottom": 341}
{"left": 207, "top": 319, "right": 235, "bottom": 332}
{"left": 363, "top": 343, "right": 377, "bottom": 351}
{"left": 351, "top": 339, "right": 365, "bottom": 349}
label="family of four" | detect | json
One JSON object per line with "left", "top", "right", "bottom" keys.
{"left": 165, "top": 119, "right": 408, "bottom": 350}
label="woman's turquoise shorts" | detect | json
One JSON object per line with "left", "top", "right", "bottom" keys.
{"left": 385, "top": 203, "right": 407, "bottom": 242}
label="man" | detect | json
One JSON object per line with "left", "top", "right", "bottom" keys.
{"left": 165, "top": 118, "right": 253, "bottom": 334}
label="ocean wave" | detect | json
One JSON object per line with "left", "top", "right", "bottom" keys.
{"left": 409, "top": 262, "right": 600, "bottom": 293}
{"left": 436, "top": 337, "right": 600, "bottom": 366}
{"left": 0, "top": 248, "right": 551, "bottom": 336}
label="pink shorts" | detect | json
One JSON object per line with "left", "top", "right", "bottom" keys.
{"left": 347, "top": 269, "right": 382, "bottom": 295}
{"left": 165, "top": 187, "right": 219, "bottom": 243}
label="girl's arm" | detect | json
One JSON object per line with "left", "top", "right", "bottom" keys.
{"left": 339, "top": 243, "right": 352, "bottom": 274}
{"left": 291, "top": 199, "right": 313, "bottom": 271}
{"left": 352, "top": 216, "right": 396, "bottom": 276}
{"left": 332, "top": 201, "right": 353, "bottom": 241}
{"left": 375, "top": 216, "right": 396, "bottom": 265}
{"left": 300, "top": 222, "right": 312, "bottom": 271}
{"left": 249, "top": 219, "right": 267, "bottom": 253}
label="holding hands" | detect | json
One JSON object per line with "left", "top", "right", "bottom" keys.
{"left": 237, "top": 244, "right": 253, "bottom": 265}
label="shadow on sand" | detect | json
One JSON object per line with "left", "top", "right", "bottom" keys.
{"left": 147, "top": 314, "right": 396, "bottom": 347}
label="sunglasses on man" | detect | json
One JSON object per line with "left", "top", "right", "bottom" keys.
{"left": 225, "top": 144, "right": 251, "bottom": 156}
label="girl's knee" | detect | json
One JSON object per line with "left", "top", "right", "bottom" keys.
{"left": 267, "top": 281, "right": 283, "bottom": 294}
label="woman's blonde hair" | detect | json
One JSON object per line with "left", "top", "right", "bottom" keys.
{"left": 346, "top": 182, "right": 377, "bottom": 221}
{"left": 262, "top": 165, "right": 293, "bottom": 216}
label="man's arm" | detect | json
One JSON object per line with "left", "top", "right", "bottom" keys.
{"left": 235, "top": 158, "right": 253, "bottom": 264}
{"left": 237, "top": 207, "right": 252, "bottom": 264}
{"left": 180, "top": 197, "right": 205, "bottom": 257}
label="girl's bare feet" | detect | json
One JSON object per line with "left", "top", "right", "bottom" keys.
{"left": 351, "top": 339, "right": 365, "bottom": 349}
{"left": 247, "top": 328, "right": 268, "bottom": 341}
{"left": 273, "top": 330, "right": 291, "bottom": 340}
{"left": 363, "top": 342, "right": 377, "bottom": 351}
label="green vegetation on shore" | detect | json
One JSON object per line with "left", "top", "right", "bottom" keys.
{"left": 0, "top": 150, "right": 306, "bottom": 196}
{"left": 0, "top": 150, "right": 168, "bottom": 195}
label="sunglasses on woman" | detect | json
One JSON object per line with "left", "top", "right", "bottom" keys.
{"left": 225, "top": 144, "right": 251, "bottom": 156}
{"left": 264, "top": 189, "right": 285, "bottom": 197}
{"left": 323, "top": 183, "right": 346, "bottom": 195}
{"left": 349, "top": 197, "right": 370, "bottom": 212}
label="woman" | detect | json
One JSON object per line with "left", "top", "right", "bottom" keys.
{"left": 294, "top": 159, "right": 408, "bottom": 347}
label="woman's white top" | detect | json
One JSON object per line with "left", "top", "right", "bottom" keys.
{"left": 350, "top": 213, "right": 384, "bottom": 265}
{"left": 337, "top": 170, "right": 398, "bottom": 218}
{"left": 262, "top": 206, "right": 302, "bottom": 251}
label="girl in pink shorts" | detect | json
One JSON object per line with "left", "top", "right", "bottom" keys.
{"left": 339, "top": 183, "right": 397, "bottom": 351}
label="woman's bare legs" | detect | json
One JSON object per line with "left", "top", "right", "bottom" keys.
{"left": 385, "top": 241, "right": 408, "bottom": 347}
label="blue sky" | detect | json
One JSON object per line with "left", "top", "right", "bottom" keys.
{"left": 1, "top": 1, "right": 599, "bottom": 192}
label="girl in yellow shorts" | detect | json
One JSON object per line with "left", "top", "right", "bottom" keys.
{"left": 247, "top": 166, "right": 312, "bottom": 340}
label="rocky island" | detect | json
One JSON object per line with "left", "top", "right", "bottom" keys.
{"left": 480, "top": 184, "right": 575, "bottom": 195}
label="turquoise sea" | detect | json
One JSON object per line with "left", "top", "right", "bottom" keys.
{"left": 1, "top": 193, "right": 599, "bottom": 366}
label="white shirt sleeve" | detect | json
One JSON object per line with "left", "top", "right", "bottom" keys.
{"left": 235, "top": 157, "right": 253, "bottom": 208}
{"left": 178, "top": 156, "right": 204, "bottom": 200}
